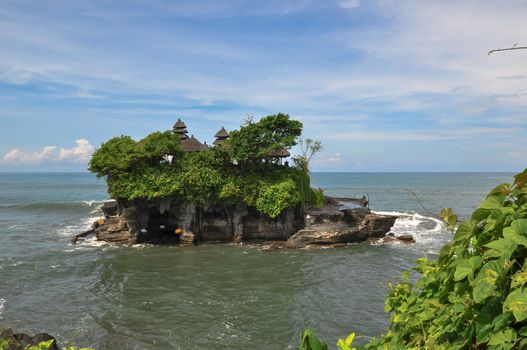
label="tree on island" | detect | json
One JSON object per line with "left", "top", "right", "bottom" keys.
{"left": 230, "top": 113, "right": 302, "bottom": 165}
{"left": 88, "top": 113, "right": 323, "bottom": 218}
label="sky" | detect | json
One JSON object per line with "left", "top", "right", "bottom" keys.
{"left": 0, "top": 0, "right": 526, "bottom": 172}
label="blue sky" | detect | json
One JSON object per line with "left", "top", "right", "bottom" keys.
{"left": 0, "top": 0, "right": 526, "bottom": 172}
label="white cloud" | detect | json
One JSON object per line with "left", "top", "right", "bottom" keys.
{"left": 3, "top": 146, "right": 56, "bottom": 164}
{"left": 339, "top": 0, "right": 360, "bottom": 9}
{"left": 312, "top": 152, "right": 343, "bottom": 165}
{"left": 326, "top": 126, "right": 517, "bottom": 142}
{"left": 57, "top": 139, "right": 95, "bottom": 163}
{"left": 2, "top": 139, "right": 94, "bottom": 165}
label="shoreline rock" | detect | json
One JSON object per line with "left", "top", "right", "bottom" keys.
{"left": 0, "top": 329, "right": 59, "bottom": 350}
{"left": 72, "top": 197, "right": 409, "bottom": 248}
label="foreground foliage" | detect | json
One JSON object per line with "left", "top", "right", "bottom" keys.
{"left": 300, "top": 168, "right": 527, "bottom": 349}
{"left": 0, "top": 338, "right": 92, "bottom": 350}
{"left": 89, "top": 114, "right": 323, "bottom": 218}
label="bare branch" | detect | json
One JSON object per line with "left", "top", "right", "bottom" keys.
{"left": 387, "top": 188, "right": 441, "bottom": 220}
{"left": 488, "top": 43, "right": 527, "bottom": 55}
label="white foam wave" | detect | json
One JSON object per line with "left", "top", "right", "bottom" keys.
{"left": 374, "top": 210, "right": 451, "bottom": 253}
{"left": 0, "top": 298, "right": 5, "bottom": 319}
{"left": 57, "top": 216, "right": 97, "bottom": 236}
{"left": 81, "top": 200, "right": 105, "bottom": 207}
{"left": 75, "top": 236, "right": 111, "bottom": 248}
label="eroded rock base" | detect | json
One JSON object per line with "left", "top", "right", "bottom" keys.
{"left": 72, "top": 197, "right": 409, "bottom": 248}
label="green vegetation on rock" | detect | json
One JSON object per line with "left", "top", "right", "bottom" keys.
{"left": 299, "top": 168, "right": 527, "bottom": 349}
{"left": 89, "top": 114, "right": 323, "bottom": 218}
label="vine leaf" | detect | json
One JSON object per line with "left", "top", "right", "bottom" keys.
{"left": 504, "top": 289, "right": 527, "bottom": 322}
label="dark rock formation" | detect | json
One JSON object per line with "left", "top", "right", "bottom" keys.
{"left": 0, "top": 329, "right": 59, "bottom": 350}
{"left": 72, "top": 196, "right": 405, "bottom": 248}
{"left": 285, "top": 204, "right": 399, "bottom": 248}
{"left": 101, "top": 200, "right": 118, "bottom": 218}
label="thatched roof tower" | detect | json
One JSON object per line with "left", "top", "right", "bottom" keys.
{"left": 213, "top": 126, "right": 229, "bottom": 146}
{"left": 172, "top": 118, "right": 189, "bottom": 140}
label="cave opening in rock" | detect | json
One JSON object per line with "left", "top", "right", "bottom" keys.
{"left": 141, "top": 209, "right": 181, "bottom": 244}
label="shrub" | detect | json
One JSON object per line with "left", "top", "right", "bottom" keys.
{"left": 299, "top": 168, "right": 527, "bottom": 350}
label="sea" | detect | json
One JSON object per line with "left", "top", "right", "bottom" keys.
{"left": 0, "top": 172, "right": 516, "bottom": 349}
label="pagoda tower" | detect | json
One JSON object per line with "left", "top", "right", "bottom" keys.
{"left": 213, "top": 126, "right": 229, "bottom": 146}
{"left": 172, "top": 118, "right": 189, "bottom": 141}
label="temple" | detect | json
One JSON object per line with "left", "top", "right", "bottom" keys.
{"left": 172, "top": 118, "right": 208, "bottom": 152}
{"left": 173, "top": 118, "right": 289, "bottom": 160}
{"left": 213, "top": 126, "right": 229, "bottom": 146}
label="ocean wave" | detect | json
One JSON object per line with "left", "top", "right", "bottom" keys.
{"left": 374, "top": 210, "right": 450, "bottom": 251}
{"left": 0, "top": 298, "right": 5, "bottom": 319}
{"left": 0, "top": 200, "right": 106, "bottom": 213}
{"left": 57, "top": 216, "right": 98, "bottom": 236}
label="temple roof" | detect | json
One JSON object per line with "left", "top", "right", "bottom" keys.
{"left": 267, "top": 148, "right": 290, "bottom": 158}
{"left": 181, "top": 136, "right": 208, "bottom": 152}
{"left": 214, "top": 127, "right": 229, "bottom": 139}
{"left": 173, "top": 118, "right": 187, "bottom": 129}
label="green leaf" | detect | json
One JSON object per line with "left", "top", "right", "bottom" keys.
{"left": 454, "top": 221, "right": 474, "bottom": 242}
{"left": 336, "top": 333, "right": 357, "bottom": 350}
{"left": 514, "top": 170, "right": 527, "bottom": 189}
{"left": 454, "top": 256, "right": 482, "bottom": 281}
{"left": 491, "top": 313, "right": 512, "bottom": 332}
{"left": 484, "top": 237, "right": 517, "bottom": 261}
{"left": 476, "top": 323, "right": 492, "bottom": 344}
{"left": 489, "top": 183, "right": 512, "bottom": 196}
{"left": 455, "top": 260, "right": 473, "bottom": 281}
{"left": 512, "top": 219, "right": 527, "bottom": 236}
{"left": 503, "top": 289, "right": 527, "bottom": 322}
{"left": 473, "top": 261, "right": 503, "bottom": 303}
{"left": 503, "top": 228, "right": 527, "bottom": 248}
{"left": 488, "top": 328, "right": 517, "bottom": 349}
{"left": 297, "top": 329, "right": 328, "bottom": 350}
{"left": 479, "top": 195, "right": 505, "bottom": 209}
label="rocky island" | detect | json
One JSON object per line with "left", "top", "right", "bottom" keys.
{"left": 75, "top": 114, "right": 409, "bottom": 247}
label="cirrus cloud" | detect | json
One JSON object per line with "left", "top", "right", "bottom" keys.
{"left": 339, "top": 0, "right": 360, "bottom": 9}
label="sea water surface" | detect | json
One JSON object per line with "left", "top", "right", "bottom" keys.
{"left": 0, "top": 172, "right": 515, "bottom": 349}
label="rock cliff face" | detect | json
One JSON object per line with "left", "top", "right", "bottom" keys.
{"left": 73, "top": 197, "right": 406, "bottom": 247}
{"left": 286, "top": 206, "right": 399, "bottom": 248}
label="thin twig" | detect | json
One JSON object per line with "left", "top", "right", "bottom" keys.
{"left": 387, "top": 188, "right": 441, "bottom": 220}
{"left": 488, "top": 43, "right": 527, "bottom": 55}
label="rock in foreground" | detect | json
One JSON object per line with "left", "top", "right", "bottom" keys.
{"left": 0, "top": 329, "right": 59, "bottom": 350}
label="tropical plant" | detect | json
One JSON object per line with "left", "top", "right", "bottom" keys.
{"left": 89, "top": 135, "right": 141, "bottom": 178}
{"left": 137, "top": 131, "right": 182, "bottom": 164}
{"left": 299, "top": 168, "right": 527, "bottom": 349}
{"left": 298, "top": 138, "right": 323, "bottom": 170}
{"left": 230, "top": 113, "right": 302, "bottom": 164}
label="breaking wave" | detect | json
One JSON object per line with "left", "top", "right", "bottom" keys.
{"left": 0, "top": 298, "right": 5, "bottom": 319}
{"left": 374, "top": 210, "right": 451, "bottom": 253}
{"left": 1, "top": 200, "right": 105, "bottom": 214}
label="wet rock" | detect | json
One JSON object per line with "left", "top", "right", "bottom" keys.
{"left": 397, "top": 234, "right": 415, "bottom": 243}
{"left": 180, "top": 231, "right": 197, "bottom": 246}
{"left": 368, "top": 234, "right": 415, "bottom": 244}
{"left": 0, "top": 329, "right": 59, "bottom": 350}
{"left": 101, "top": 200, "right": 118, "bottom": 218}
{"left": 75, "top": 196, "right": 398, "bottom": 248}
{"left": 286, "top": 208, "right": 398, "bottom": 248}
